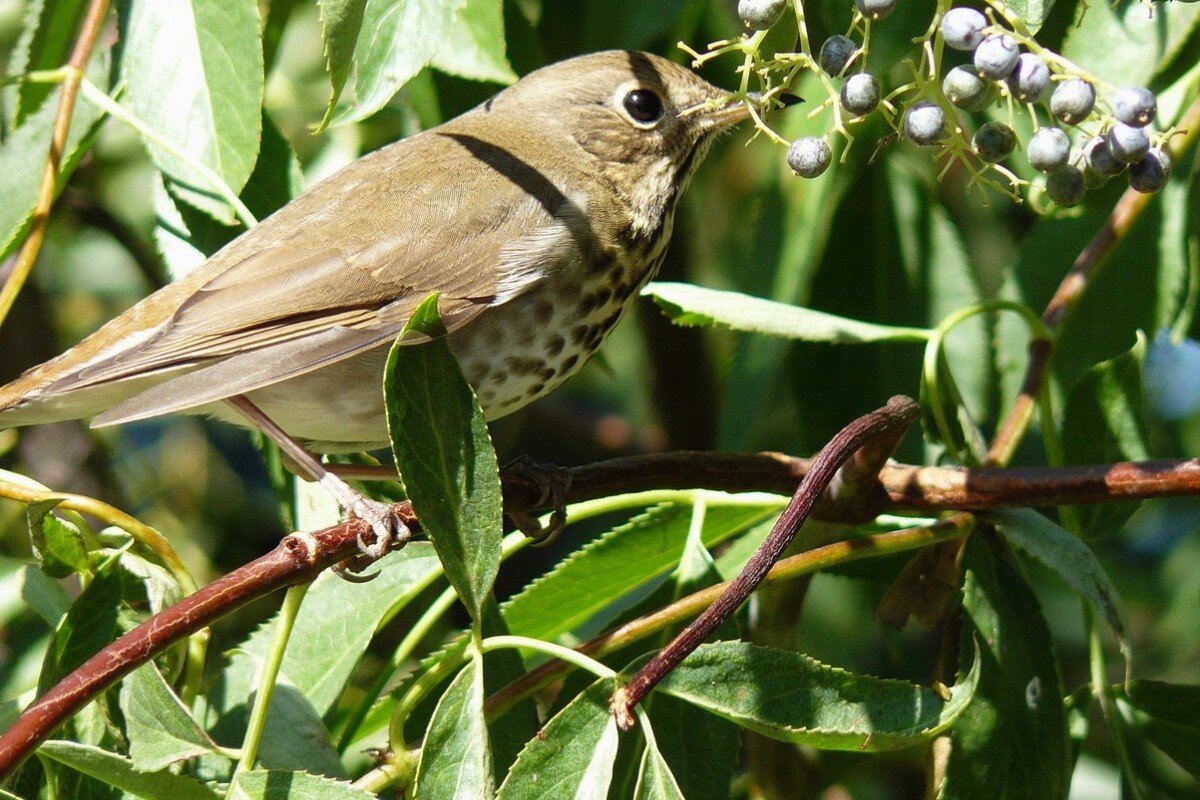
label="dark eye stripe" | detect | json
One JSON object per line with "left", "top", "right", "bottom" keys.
{"left": 623, "top": 89, "right": 663, "bottom": 124}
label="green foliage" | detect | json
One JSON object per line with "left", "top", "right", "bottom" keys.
{"left": 1, "top": 0, "right": 1198, "bottom": 797}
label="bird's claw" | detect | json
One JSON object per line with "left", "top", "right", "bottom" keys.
{"left": 502, "top": 455, "right": 572, "bottom": 546}
{"left": 346, "top": 495, "right": 412, "bottom": 559}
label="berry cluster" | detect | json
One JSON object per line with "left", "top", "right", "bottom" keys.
{"left": 724, "top": 0, "right": 1173, "bottom": 208}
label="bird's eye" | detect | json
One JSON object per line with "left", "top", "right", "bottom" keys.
{"left": 622, "top": 89, "right": 664, "bottom": 124}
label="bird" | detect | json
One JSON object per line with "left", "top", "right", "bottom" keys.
{"left": 0, "top": 50, "right": 751, "bottom": 555}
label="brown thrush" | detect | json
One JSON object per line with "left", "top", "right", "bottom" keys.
{"left": 0, "top": 50, "right": 750, "bottom": 553}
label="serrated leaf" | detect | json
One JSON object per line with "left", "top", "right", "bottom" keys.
{"left": 1063, "top": 337, "right": 1150, "bottom": 534}
{"left": 120, "top": 661, "right": 221, "bottom": 771}
{"left": 333, "top": 0, "right": 467, "bottom": 125}
{"left": 0, "top": 51, "right": 107, "bottom": 263}
{"left": 1116, "top": 680, "right": 1200, "bottom": 776}
{"left": 232, "top": 544, "right": 442, "bottom": 716}
{"left": 7, "top": 0, "right": 89, "bottom": 125}
{"left": 645, "top": 283, "right": 931, "bottom": 344}
{"left": 26, "top": 499, "right": 88, "bottom": 578}
{"left": 503, "top": 500, "right": 780, "bottom": 641}
{"left": 316, "top": 0, "right": 368, "bottom": 129}
{"left": 939, "top": 536, "right": 1070, "bottom": 799}
{"left": 432, "top": 0, "right": 517, "bottom": 85}
{"left": 632, "top": 741, "right": 686, "bottom": 800}
{"left": 122, "top": 0, "right": 264, "bottom": 221}
{"left": 657, "top": 641, "right": 979, "bottom": 751}
{"left": 987, "top": 509, "right": 1129, "bottom": 661}
{"left": 385, "top": 294, "right": 503, "bottom": 622}
{"left": 37, "top": 741, "right": 218, "bottom": 800}
{"left": 496, "top": 679, "right": 620, "bottom": 800}
{"left": 229, "top": 769, "right": 377, "bottom": 799}
{"left": 1062, "top": 1, "right": 1200, "bottom": 89}
{"left": 416, "top": 656, "right": 494, "bottom": 799}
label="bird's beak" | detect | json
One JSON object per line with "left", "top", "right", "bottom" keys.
{"left": 690, "top": 94, "right": 754, "bottom": 131}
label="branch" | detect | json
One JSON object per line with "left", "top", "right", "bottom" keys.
{"left": 5, "top": 443, "right": 1200, "bottom": 774}
{"left": 610, "top": 396, "right": 920, "bottom": 727}
{"left": 0, "top": 0, "right": 111, "bottom": 327}
{"left": 0, "top": 509, "right": 418, "bottom": 778}
{"left": 987, "top": 93, "right": 1200, "bottom": 466}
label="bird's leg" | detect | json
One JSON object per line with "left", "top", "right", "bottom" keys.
{"left": 225, "top": 395, "right": 410, "bottom": 559}
{"left": 501, "top": 455, "right": 573, "bottom": 546}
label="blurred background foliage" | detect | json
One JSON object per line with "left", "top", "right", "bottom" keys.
{"left": 0, "top": 0, "right": 1198, "bottom": 797}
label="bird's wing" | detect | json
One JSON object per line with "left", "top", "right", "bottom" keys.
{"left": 34, "top": 125, "right": 594, "bottom": 412}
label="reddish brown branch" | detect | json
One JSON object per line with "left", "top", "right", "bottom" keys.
{"left": 4, "top": 445, "right": 1200, "bottom": 775}
{"left": 611, "top": 396, "right": 921, "bottom": 728}
{"left": 0, "top": 509, "right": 417, "bottom": 778}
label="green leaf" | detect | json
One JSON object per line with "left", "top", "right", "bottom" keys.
{"left": 920, "top": 346, "right": 989, "bottom": 466}
{"left": 316, "top": 0, "right": 368, "bottom": 129}
{"left": 1006, "top": 0, "right": 1055, "bottom": 33}
{"left": 496, "top": 679, "right": 620, "bottom": 800}
{"left": 120, "top": 661, "right": 221, "bottom": 771}
{"left": 432, "top": 0, "right": 518, "bottom": 85}
{"left": 198, "top": 656, "right": 345, "bottom": 777}
{"left": 229, "top": 769, "right": 377, "bottom": 799}
{"left": 6, "top": 0, "right": 89, "bottom": 125}
{"left": 37, "top": 741, "right": 219, "bottom": 800}
{"left": 503, "top": 500, "right": 781, "bottom": 641}
{"left": 657, "top": 641, "right": 980, "bottom": 750}
{"left": 233, "top": 544, "right": 443, "bottom": 716}
{"left": 633, "top": 740, "right": 686, "bottom": 800}
{"left": 385, "top": 294, "right": 503, "bottom": 622}
{"left": 18, "top": 564, "right": 71, "bottom": 626}
{"left": 1116, "top": 680, "right": 1200, "bottom": 777}
{"left": 0, "top": 52, "right": 107, "bottom": 263}
{"left": 1062, "top": 337, "right": 1150, "bottom": 534}
{"left": 987, "top": 509, "right": 1129, "bottom": 660}
{"left": 38, "top": 562, "right": 121, "bottom": 692}
{"left": 939, "top": 536, "right": 1070, "bottom": 799}
{"left": 334, "top": 0, "right": 468, "bottom": 125}
{"left": 1062, "top": 0, "right": 1200, "bottom": 89}
{"left": 122, "top": 0, "right": 264, "bottom": 221}
{"left": 645, "top": 283, "right": 931, "bottom": 344}
{"left": 415, "top": 656, "right": 494, "bottom": 799}
{"left": 26, "top": 499, "right": 89, "bottom": 579}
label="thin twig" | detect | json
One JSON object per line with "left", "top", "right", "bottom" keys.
{"left": 987, "top": 93, "right": 1200, "bottom": 466}
{"left": 610, "top": 396, "right": 920, "bottom": 728}
{"left": 0, "top": 0, "right": 111, "bottom": 327}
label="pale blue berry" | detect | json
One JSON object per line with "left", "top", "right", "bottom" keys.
{"left": 819, "top": 35, "right": 858, "bottom": 76}
{"left": 973, "top": 121, "right": 1016, "bottom": 162}
{"left": 1027, "top": 127, "right": 1070, "bottom": 173}
{"left": 856, "top": 0, "right": 896, "bottom": 21}
{"left": 787, "top": 136, "right": 833, "bottom": 178}
{"left": 940, "top": 8, "right": 987, "bottom": 51}
{"left": 1084, "top": 137, "right": 1123, "bottom": 176}
{"left": 1050, "top": 79, "right": 1095, "bottom": 124}
{"left": 1046, "top": 166, "right": 1086, "bottom": 206}
{"left": 942, "top": 66, "right": 993, "bottom": 112}
{"left": 840, "top": 73, "right": 880, "bottom": 116}
{"left": 1007, "top": 53, "right": 1049, "bottom": 101}
{"left": 1113, "top": 86, "right": 1157, "bottom": 127}
{"left": 1128, "top": 148, "right": 1171, "bottom": 193}
{"left": 974, "top": 34, "right": 1019, "bottom": 79}
{"left": 905, "top": 102, "right": 946, "bottom": 145}
{"left": 1106, "top": 122, "right": 1150, "bottom": 163}
{"left": 738, "top": 0, "right": 787, "bottom": 29}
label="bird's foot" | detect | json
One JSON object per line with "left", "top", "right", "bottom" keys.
{"left": 319, "top": 474, "right": 412, "bottom": 562}
{"left": 502, "top": 455, "right": 573, "bottom": 546}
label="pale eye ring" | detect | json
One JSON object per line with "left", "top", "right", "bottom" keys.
{"left": 622, "top": 88, "right": 664, "bottom": 125}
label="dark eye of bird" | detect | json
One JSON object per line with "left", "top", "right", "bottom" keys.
{"left": 623, "top": 89, "right": 663, "bottom": 124}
